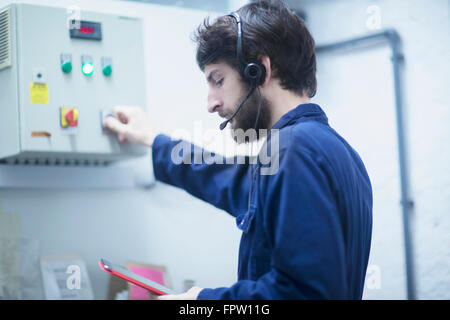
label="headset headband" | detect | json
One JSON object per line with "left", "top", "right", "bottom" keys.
{"left": 228, "top": 11, "right": 265, "bottom": 87}
{"left": 228, "top": 12, "right": 246, "bottom": 70}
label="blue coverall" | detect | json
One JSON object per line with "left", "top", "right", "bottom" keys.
{"left": 151, "top": 103, "right": 373, "bottom": 299}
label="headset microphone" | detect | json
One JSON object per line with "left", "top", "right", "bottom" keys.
{"left": 220, "top": 85, "right": 256, "bottom": 130}
{"left": 219, "top": 119, "right": 229, "bottom": 131}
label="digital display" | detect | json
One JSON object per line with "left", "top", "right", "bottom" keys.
{"left": 70, "top": 20, "right": 102, "bottom": 40}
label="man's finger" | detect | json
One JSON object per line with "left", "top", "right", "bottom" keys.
{"left": 147, "top": 292, "right": 159, "bottom": 300}
{"left": 118, "top": 133, "right": 129, "bottom": 144}
{"left": 113, "top": 105, "right": 134, "bottom": 122}
{"left": 103, "top": 116, "right": 128, "bottom": 135}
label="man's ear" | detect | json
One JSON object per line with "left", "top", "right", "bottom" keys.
{"left": 259, "top": 55, "right": 271, "bottom": 87}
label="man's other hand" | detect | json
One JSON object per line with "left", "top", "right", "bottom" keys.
{"left": 156, "top": 286, "right": 203, "bottom": 300}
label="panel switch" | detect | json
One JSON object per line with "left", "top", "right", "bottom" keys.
{"left": 101, "top": 110, "right": 114, "bottom": 135}
{"left": 61, "top": 107, "right": 79, "bottom": 128}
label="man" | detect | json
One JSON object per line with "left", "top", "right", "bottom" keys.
{"left": 104, "top": 0, "right": 373, "bottom": 300}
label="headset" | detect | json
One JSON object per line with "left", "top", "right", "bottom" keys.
{"left": 219, "top": 11, "right": 266, "bottom": 130}
{"left": 219, "top": 11, "right": 266, "bottom": 229}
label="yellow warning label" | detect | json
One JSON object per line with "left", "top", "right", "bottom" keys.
{"left": 30, "top": 83, "right": 49, "bottom": 104}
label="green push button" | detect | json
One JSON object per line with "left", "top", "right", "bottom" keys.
{"left": 82, "top": 62, "right": 94, "bottom": 76}
{"left": 61, "top": 61, "right": 72, "bottom": 73}
{"left": 102, "top": 64, "right": 112, "bottom": 77}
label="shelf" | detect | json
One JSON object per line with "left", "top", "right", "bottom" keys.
{"left": 0, "top": 163, "right": 155, "bottom": 189}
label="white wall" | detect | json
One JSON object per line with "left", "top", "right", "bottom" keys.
{"left": 0, "top": 0, "right": 242, "bottom": 299}
{"left": 302, "top": 0, "right": 450, "bottom": 299}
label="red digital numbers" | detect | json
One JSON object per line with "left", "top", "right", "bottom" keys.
{"left": 79, "top": 26, "right": 94, "bottom": 34}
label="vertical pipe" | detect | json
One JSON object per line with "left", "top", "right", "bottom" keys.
{"left": 387, "top": 30, "right": 416, "bottom": 300}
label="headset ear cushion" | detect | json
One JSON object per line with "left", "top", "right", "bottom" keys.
{"left": 245, "top": 63, "right": 266, "bottom": 87}
{"left": 258, "top": 63, "right": 267, "bottom": 86}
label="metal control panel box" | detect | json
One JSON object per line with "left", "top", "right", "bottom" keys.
{"left": 0, "top": 3, "right": 147, "bottom": 165}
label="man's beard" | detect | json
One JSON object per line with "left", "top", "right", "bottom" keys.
{"left": 230, "top": 86, "right": 272, "bottom": 144}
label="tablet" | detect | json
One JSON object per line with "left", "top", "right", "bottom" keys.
{"left": 98, "top": 258, "right": 175, "bottom": 296}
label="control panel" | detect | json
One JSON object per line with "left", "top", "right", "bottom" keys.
{"left": 0, "top": 3, "right": 147, "bottom": 165}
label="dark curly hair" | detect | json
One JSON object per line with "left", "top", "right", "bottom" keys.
{"left": 193, "top": 0, "right": 317, "bottom": 98}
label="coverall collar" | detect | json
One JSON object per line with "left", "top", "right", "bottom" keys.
{"left": 271, "top": 103, "right": 329, "bottom": 130}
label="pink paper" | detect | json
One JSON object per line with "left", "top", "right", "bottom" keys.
{"left": 128, "top": 265, "right": 166, "bottom": 300}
